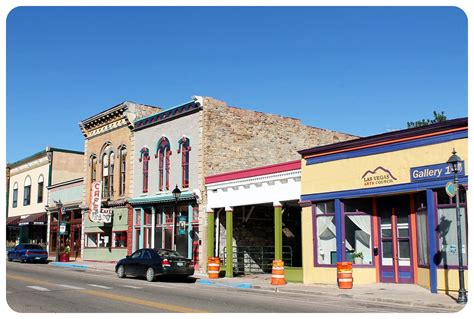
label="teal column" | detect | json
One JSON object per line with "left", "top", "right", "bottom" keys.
{"left": 225, "top": 207, "right": 233, "bottom": 278}
{"left": 139, "top": 208, "right": 144, "bottom": 249}
{"left": 187, "top": 204, "right": 193, "bottom": 259}
{"left": 132, "top": 209, "right": 137, "bottom": 251}
{"left": 274, "top": 203, "right": 283, "bottom": 261}
{"left": 151, "top": 206, "right": 156, "bottom": 249}
{"left": 207, "top": 209, "right": 215, "bottom": 259}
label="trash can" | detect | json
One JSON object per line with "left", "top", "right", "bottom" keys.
{"left": 337, "top": 261, "right": 353, "bottom": 289}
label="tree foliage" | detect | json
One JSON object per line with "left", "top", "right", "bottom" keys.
{"left": 407, "top": 111, "right": 447, "bottom": 128}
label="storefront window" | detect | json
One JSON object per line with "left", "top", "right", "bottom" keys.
{"left": 98, "top": 233, "right": 110, "bottom": 248}
{"left": 343, "top": 198, "right": 373, "bottom": 265}
{"left": 86, "top": 233, "right": 98, "bottom": 248}
{"left": 315, "top": 200, "right": 337, "bottom": 265}
{"left": 113, "top": 231, "right": 127, "bottom": 248}
{"left": 316, "top": 201, "right": 335, "bottom": 215}
{"left": 436, "top": 207, "right": 467, "bottom": 267}
{"left": 416, "top": 208, "right": 429, "bottom": 266}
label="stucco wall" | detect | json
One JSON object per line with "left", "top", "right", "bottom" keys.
{"left": 51, "top": 151, "right": 84, "bottom": 185}
{"left": 48, "top": 181, "right": 83, "bottom": 207}
{"left": 8, "top": 156, "right": 49, "bottom": 218}
{"left": 132, "top": 110, "right": 201, "bottom": 197}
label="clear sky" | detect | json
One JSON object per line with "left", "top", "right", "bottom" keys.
{"left": 6, "top": 6, "right": 467, "bottom": 163}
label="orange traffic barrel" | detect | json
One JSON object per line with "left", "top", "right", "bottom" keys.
{"left": 208, "top": 257, "right": 220, "bottom": 279}
{"left": 271, "top": 260, "right": 285, "bottom": 285}
{"left": 337, "top": 262, "right": 353, "bottom": 289}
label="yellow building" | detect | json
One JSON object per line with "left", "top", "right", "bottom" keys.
{"left": 299, "top": 118, "right": 468, "bottom": 293}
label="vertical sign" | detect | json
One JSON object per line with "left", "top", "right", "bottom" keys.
{"left": 89, "top": 181, "right": 102, "bottom": 222}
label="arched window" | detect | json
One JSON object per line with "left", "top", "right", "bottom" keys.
{"left": 90, "top": 154, "right": 97, "bottom": 183}
{"left": 155, "top": 137, "right": 171, "bottom": 191}
{"left": 118, "top": 147, "right": 127, "bottom": 196}
{"left": 37, "top": 175, "right": 44, "bottom": 203}
{"left": 12, "top": 182, "right": 18, "bottom": 208}
{"left": 139, "top": 147, "right": 150, "bottom": 193}
{"left": 177, "top": 136, "right": 191, "bottom": 188}
{"left": 24, "top": 176, "right": 32, "bottom": 206}
{"left": 101, "top": 143, "right": 114, "bottom": 198}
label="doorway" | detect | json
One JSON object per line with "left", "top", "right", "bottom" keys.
{"left": 378, "top": 195, "right": 414, "bottom": 283}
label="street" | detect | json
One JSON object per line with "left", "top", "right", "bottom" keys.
{"left": 6, "top": 261, "right": 452, "bottom": 313}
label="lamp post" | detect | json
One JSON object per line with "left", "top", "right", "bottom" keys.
{"left": 446, "top": 148, "right": 467, "bottom": 304}
{"left": 54, "top": 200, "right": 63, "bottom": 262}
{"left": 172, "top": 185, "right": 181, "bottom": 251}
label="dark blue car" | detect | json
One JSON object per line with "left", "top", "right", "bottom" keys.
{"left": 7, "top": 244, "right": 48, "bottom": 263}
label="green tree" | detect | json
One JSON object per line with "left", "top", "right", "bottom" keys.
{"left": 407, "top": 111, "right": 447, "bottom": 128}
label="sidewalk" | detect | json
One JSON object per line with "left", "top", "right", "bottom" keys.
{"left": 49, "top": 260, "right": 466, "bottom": 311}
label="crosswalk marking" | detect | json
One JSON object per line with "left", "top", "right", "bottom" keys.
{"left": 120, "top": 285, "right": 142, "bottom": 289}
{"left": 27, "top": 286, "right": 50, "bottom": 292}
{"left": 57, "top": 284, "right": 84, "bottom": 290}
{"left": 88, "top": 284, "right": 112, "bottom": 290}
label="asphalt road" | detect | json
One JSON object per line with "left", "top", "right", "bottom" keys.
{"left": 6, "top": 261, "right": 451, "bottom": 313}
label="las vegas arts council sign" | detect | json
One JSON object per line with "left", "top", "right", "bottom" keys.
{"left": 89, "top": 181, "right": 113, "bottom": 223}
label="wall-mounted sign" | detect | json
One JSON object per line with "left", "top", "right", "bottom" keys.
{"left": 177, "top": 215, "right": 187, "bottom": 235}
{"left": 361, "top": 166, "right": 397, "bottom": 187}
{"left": 89, "top": 181, "right": 113, "bottom": 223}
{"left": 410, "top": 162, "right": 465, "bottom": 183}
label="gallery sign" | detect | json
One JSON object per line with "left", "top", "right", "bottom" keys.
{"left": 410, "top": 161, "right": 465, "bottom": 183}
{"left": 361, "top": 166, "right": 398, "bottom": 187}
{"left": 89, "top": 181, "right": 113, "bottom": 223}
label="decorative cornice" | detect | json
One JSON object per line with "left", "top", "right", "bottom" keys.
{"left": 206, "top": 169, "right": 301, "bottom": 190}
{"left": 134, "top": 101, "right": 201, "bottom": 131}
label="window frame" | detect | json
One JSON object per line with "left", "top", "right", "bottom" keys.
{"left": 119, "top": 147, "right": 127, "bottom": 196}
{"left": 177, "top": 137, "right": 190, "bottom": 188}
{"left": 12, "top": 182, "right": 18, "bottom": 208}
{"left": 37, "top": 175, "right": 44, "bottom": 203}
{"left": 313, "top": 201, "right": 337, "bottom": 267}
{"left": 112, "top": 230, "right": 128, "bottom": 248}
{"left": 139, "top": 148, "right": 150, "bottom": 193}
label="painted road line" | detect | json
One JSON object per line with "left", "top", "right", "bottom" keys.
{"left": 57, "top": 284, "right": 85, "bottom": 290}
{"left": 27, "top": 286, "right": 50, "bottom": 292}
{"left": 80, "top": 289, "right": 208, "bottom": 313}
{"left": 7, "top": 274, "right": 52, "bottom": 286}
{"left": 87, "top": 284, "right": 112, "bottom": 289}
{"left": 119, "top": 285, "right": 142, "bottom": 289}
{"left": 147, "top": 284, "right": 177, "bottom": 289}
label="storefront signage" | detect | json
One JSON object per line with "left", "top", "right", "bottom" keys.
{"left": 361, "top": 166, "right": 397, "bottom": 187}
{"left": 59, "top": 222, "right": 66, "bottom": 235}
{"left": 89, "top": 181, "right": 113, "bottom": 223}
{"left": 410, "top": 162, "right": 465, "bottom": 183}
{"left": 177, "top": 215, "right": 187, "bottom": 235}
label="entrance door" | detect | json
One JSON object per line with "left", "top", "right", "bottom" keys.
{"left": 378, "top": 195, "right": 414, "bottom": 283}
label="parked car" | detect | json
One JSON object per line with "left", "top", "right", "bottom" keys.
{"left": 115, "top": 248, "right": 194, "bottom": 282}
{"left": 7, "top": 244, "right": 48, "bottom": 263}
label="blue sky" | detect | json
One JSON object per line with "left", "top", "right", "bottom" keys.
{"left": 6, "top": 6, "right": 467, "bottom": 163}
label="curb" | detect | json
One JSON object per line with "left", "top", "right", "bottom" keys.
{"left": 49, "top": 262, "right": 89, "bottom": 270}
{"left": 197, "top": 279, "right": 252, "bottom": 289}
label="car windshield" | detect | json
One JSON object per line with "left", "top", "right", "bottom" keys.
{"left": 154, "top": 249, "right": 184, "bottom": 258}
{"left": 23, "top": 244, "right": 43, "bottom": 250}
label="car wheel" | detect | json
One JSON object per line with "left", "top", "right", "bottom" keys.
{"left": 146, "top": 267, "right": 155, "bottom": 282}
{"left": 20, "top": 258, "right": 26, "bottom": 263}
{"left": 7, "top": 256, "right": 12, "bottom": 262}
{"left": 117, "top": 265, "right": 126, "bottom": 278}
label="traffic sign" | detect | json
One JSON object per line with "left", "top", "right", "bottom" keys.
{"left": 445, "top": 182, "right": 457, "bottom": 198}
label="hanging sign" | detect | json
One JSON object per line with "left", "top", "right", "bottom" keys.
{"left": 178, "top": 215, "right": 187, "bottom": 235}
{"left": 89, "top": 181, "right": 113, "bottom": 223}
{"left": 59, "top": 222, "right": 66, "bottom": 235}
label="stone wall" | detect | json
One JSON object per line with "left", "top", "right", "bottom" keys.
{"left": 201, "top": 96, "right": 358, "bottom": 176}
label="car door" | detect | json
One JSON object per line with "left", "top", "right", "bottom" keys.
{"left": 136, "top": 249, "right": 153, "bottom": 276}
{"left": 12, "top": 245, "right": 22, "bottom": 260}
{"left": 126, "top": 250, "right": 143, "bottom": 276}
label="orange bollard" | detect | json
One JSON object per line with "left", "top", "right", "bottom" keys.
{"left": 208, "top": 257, "right": 220, "bottom": 279}
{"left": 271, "top": 260, "right": 285, "bottom": 285}
{"left": 337, "top": 262, "right": 353, "bottom": 289}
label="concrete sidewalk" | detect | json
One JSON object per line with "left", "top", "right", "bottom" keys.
{"left": 49, "top": 260, "right": 466, "bottom": 312}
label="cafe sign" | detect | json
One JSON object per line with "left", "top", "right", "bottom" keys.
{"left": 410, "top": 161, "right": 465, "bottom": 183}
{"left": 89, "top": 181, "right": 113, "bottom": 223}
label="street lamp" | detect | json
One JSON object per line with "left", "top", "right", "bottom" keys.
{"left": 54, "top": 200, "right": 63, "bottom": 262}
{"left": 172, "top": 185, "right": 181, "bottom": 251}
{"left": 446, "top": 148, "right": 467, "bottom": 304}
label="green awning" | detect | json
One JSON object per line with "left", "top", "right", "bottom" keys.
{"left": 129, "top": 191, "right": 195, "bottom": 206}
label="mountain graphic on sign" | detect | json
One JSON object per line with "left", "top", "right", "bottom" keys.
{"left": 361, "top": 166, "right": 398, "bottom": 180}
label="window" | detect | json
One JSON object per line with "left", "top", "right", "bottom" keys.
{"left": 130, "top": 250, "right": 142, "bottom": 259}
{"left": 315, "top": 201, "right": 337, "bottom": 265}
{"left": 177, "top": 137, "right": 191, "bottom": 188}
{"left": 86, "top": 233, "right": 98, "bottom": 248}
{"left": 90, "top": 155, "right": 97, "bottom": 183}
{"left": 437, "top": 207, "right": 467, "bottom": 267}
{"left": 12, "top": 182, "right": 18, "bottom": 208}
{"left": 37, "top": 175, "right": 44, "bottom": 203}
{"left": 24, "top": 176, "right": 31, "bottom": 206}
{"left": 119, "top": 147, "right": 127, "bottom": 196}
{"left": 156, "top": 137, "right": 171, "bottom": 191}
{"left": 416, "top": 208, "right": 429, "bottom": 266}
{"left": 139, "top": 147, "right": 150, "bottom": 193}
{"left": 343, "top": 198, "right": 373, "bottom": 265}
{"left": 98, "top": 233, "right": 110, "bottom": 248}
{"left": 143, "top": 250, "right": 152, "bottom": 259}
{"left": 113, "top": 231, "right": 127, "bottom": 248}
{"left": 101, "top": 144, "right": 114, "bottom": 198}
{"left": 109, "top": 152, "right": 115, "bottom": 197}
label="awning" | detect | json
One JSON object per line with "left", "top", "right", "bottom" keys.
{"left": 7, "top": 216, "right": 21, "bottom": 226}
{"left": 18, "top": 212, "right": 47, "bottom": 226}
{"left": 129, "top": 191, "right": 196, "bottom": 206}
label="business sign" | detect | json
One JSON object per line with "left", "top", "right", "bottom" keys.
{"left": 177, "top": 215, "right": 187, "bottom": 235}
{"left": 59, "top": 222, "right": 66, "bottom": 235}
{"left": 89, "top": 181, "right": 113, "bottom": 223}
{"left": 361, "top": 166, "right": 398, "bottom": 187}
{"left": 410, "top": 161, "right": 465, "bottom": 183}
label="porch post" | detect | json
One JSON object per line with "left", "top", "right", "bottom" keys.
{"left": 139, "top": 208, "right": 145, "bottom": 249}
{"left": 132, "top": 208, "right": 137, "bottom": 252}
{"left": 225, "top": 207, "right": 234, "bottom": 278}
{"left": 274, "top": 202, "right": 283, "bottom": 260}
{"left": 207, "top": 208, "right": 215, "bottom": 260}
{"left": 188, "top": 204, "right": 193, "bottom": 259}
{"left": 151, "top": 206, "right": 156, "bottom": 249}
{"left": 426, "top": 189, "right": 438, "bottom": 293}
{"left": 335, "top": 199, "right": 343, "bottom": 262}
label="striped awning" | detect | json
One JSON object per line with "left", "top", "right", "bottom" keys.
{"left": 18, "top": 212, "right": 47, "bottom": 226}
{"left": 7, "top": 216, "right": 21, "bottom": 226}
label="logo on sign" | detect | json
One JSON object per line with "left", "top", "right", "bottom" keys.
{"left": 361, "top": 166, "right": 397, "bottom": 187}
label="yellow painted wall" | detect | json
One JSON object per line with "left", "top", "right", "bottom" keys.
{"left": 417, "top": 268, "right": 431, "bottom": 290}
{"left": 437, "top": 269, "right": 469, "bottom": 292}
{"left": 302, "top": 138, "right": 467, "bottom": 195}
{"left": 301, "top": 206, "right": 316, "bottom": 284}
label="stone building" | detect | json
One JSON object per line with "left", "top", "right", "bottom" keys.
{"left": 78, "top": 101, "right": 161, "bottom": 261}
{"left": 6, "top": 147, "right": 83, "bottom": 248}
{"left": 129, "top": 96, "right": 357, "bottom": 270}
